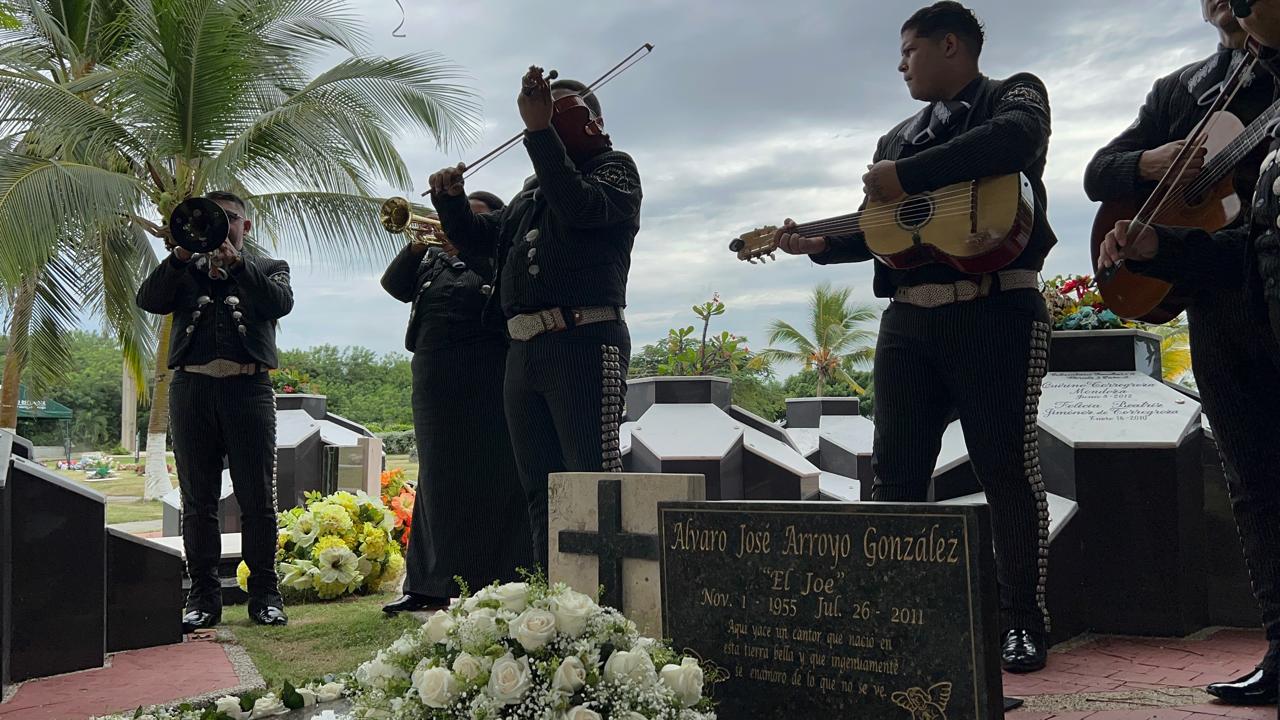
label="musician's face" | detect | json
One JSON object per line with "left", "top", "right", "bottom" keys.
{"left": 1240, "top": 0, "right": 1280, "bottom": 46}
{"left": 469, "top": 198, "right": 493, "bottom": 215}
{"left": 214, "top": 199, "right": 250, "bottom": 250}
{"left": 1203, "top": 0, "right": 1241, "bottom": 31}
{"left": 899, "top": 30, "right": 951, "bottom": 101}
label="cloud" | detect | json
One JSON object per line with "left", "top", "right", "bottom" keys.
{"left": 256, "top": 0, "right": 1222, "bottom": 360}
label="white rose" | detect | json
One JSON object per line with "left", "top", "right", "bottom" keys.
{"left": 466, "top": 607, "right": 499, "bottom": 637}
{"left": 552, "top": 656, "right": 588, "bottom": 693}
{"left": 390, "top": 633, "right": 418, "bottom": 656}
{"left": 451, "top": 652, "right": 488, "bottom": 681}
{"left": 420, "top": 610, "right": 456, "bottom": 644}
{"left": 620, "top": 713, "right": 646, "bottom": 720}
{"left": 548, "top": 590, "right": 596, "bottom": 638}
{"left": 564, "top": 706, "right": 602, "bottom": 720}
{"left": 490, "top": 582, "right": 530, "bottom": 612}
{"left": 214, "top": 696, "right": 249, "bottom": 720}
{"left": 660, "top": 657, "right": 705, "bottom": 707}
{"left": 314, "top": 681, "right": 345, "bottom": 702}
{"left": 412, "top": 666, "right": 460, "bottom": 709}
{"left": 248, "top": 693, "right": 288, "bottom": 718}
{"left": 463, "top": 587, "right": 493, "bottom": 612}
{"left": 509, "top": 608, "right": 557, "bottom": 652}
{"left": 296, "top": 687, "right": 317, "bottom": 707}
{"left": 355, "top": 652, "right": 408, "bottom": 689}
{"left": 486, "top": 653, "right": 532, "bottom": 704}
{"left": 604, "top": 649, "right": 656, "bottom": 686}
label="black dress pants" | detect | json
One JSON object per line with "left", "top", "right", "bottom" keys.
{"left": 170, "top": 370, "right": 281, "bottom": 614}
{"left": 503, "top": 322, "right": 630, "bottom": 569}
{"left": 871, "top": 289, "right": 1052, "bottom": 635}
{"left": 1188, "top": 286, "right": 1280, "bottom": 667}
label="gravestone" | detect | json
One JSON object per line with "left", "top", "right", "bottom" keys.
{"left": 629, "top": 405, "right": 744, "bottom": 498}
{"left": 1048, "top": 329, "right": 1162, "bottom": 380}
{"left": 106, "top": 528, "right": 184, "bottom": 652}
{"left": 7, "top": 455, "right": 105, "bottom": 681}
{"left": 160, "top": 469, "right": 241, "bottom": 537}
{"left": 276, "top": 409, "right": 323, "bottom": 509}
{"left": 548, "top": 472, "right": 705, "bottom": 637}
{"left": 660, "top": 501, "right": 1002, "bottom": 720}
{"left": 1036, "top": 371, "right": 1205, "bottom": 636}
{"left": 785, "top": 397, "right": 860, "bottom": 429}
{"left": 626, "top": 376, "right": 732, "bottom": 421}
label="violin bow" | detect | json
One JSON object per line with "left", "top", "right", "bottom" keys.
{"left": 422, "top": 43, "right": 654, "bottom": 196}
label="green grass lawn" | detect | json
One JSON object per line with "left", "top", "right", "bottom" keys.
{"left": 384, "top": 454, "right": 418, "bottom": 481}
{"left": 105, "top": 500, "right": 165, "bottom": 525}
{"left": 227, "top": 593, "right": 420, "bottom": 685}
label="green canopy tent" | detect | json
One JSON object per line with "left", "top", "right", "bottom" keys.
{"left": 1, "top": 384, "right": 73, "bottom": 460}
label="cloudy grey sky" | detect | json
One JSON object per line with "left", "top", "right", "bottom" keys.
{"left": 272, "top": 0, "right": 1219, "bottom": 359}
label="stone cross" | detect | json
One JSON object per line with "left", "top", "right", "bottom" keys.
{"left": 557, "top": 479, "right": 659, "bottom": 611}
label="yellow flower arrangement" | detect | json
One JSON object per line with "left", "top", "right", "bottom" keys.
{"left": 237, "top": 489, "right": 403, "bottom": 602}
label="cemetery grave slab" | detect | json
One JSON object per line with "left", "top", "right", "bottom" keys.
{"left": 660, "top": 501, "right": 1002, "bottom": 720}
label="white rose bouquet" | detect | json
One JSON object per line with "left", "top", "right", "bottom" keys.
{"left": 350, "top": 575, "right": 717, "bottom": 719}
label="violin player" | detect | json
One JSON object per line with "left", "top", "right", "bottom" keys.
{"left": 428, "top": 68, "right": 641, "bottom": 569}
{"left": 1097, "top": 0, "right": 1280, "bottom": 704}
{"left": 774, "top": 1, "right": 1058, "bottom": 673}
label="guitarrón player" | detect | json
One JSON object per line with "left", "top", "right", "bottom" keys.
{"left": 775, "top": 1, "right": 1058, "bottom": 673}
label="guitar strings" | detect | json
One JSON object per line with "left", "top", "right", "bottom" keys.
{"left": 740, "top": 202, "right": 999, "bottom": 253}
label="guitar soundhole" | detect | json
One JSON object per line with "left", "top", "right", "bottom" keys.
{"left": 896, "top": 195, "right": 934, "bottom": 231}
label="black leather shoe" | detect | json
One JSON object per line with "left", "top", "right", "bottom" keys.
{"left": 1205, "top": 667, "right": 1278, "bottom": 705}
{"left": 181, "top": 609, "right": 220, "bottom": 633}
{"left": 382, "top": 593, "right": 448, "bottom": 615}
{"left": 1001, "top": 629, "right": 1047, "bottom": 673}
{"left": 249, "top": 605, "right": 288, "bottom": 626}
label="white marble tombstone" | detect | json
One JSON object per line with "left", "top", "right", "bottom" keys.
{"left": 547, "top": 472, "right": 705, "bottom": 638}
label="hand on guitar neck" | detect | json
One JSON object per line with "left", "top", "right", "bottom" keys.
{"left": 1097, "top": 220, "right": 1159, "bottom": 273}
{"left": 775, "top": 220, "right": 829, "bottom": 256}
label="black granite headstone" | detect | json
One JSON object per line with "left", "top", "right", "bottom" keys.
{"left": 106, "top": 528, "right": 184, "bottom": 652}
{"left": 626, "top": 377, "right": 733, "bottom": 421}
{"left": 785, "top": 397, "right": 860, "bottom": 429}
{"left": 1048, "top": 330, "right": 1161, "bottom": 380}
{"left": 659, "top": 501, "right": 1002, "bottom": 720}
{"left": 9, "top": 456, "right": 105, "bottom": 681}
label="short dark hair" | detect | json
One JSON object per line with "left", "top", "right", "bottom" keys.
{"left": 467, "top": 191, "right": 505, "bottom": 212}
{"left": 204, "top": 190, "right": 247, "bottom": 212}
{"left": 549, "top": 79, "right": 602, "bottom": 118}
{"left": 902, "top": 2, "right": 984, "bottom": 57}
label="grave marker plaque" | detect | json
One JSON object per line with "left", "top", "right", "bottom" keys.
{"left": 659, "top": 501, "right": 1001, "bottom": 720}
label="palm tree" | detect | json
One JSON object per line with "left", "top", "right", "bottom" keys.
{"left": 0, "top": 0, "right": 480, "bottom": 496}
{"left": 762, "top": 283, "right": 878, "bottom": 397}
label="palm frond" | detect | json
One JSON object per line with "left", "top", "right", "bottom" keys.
{"left": 4, "top": 257, "right": 81, "bottom": 394}
{"left": 0, "top": 151, "right": 146, "bottom": 283}
{"left": 81, "top": 220, "right": 157, "bottom": 387}
{"left": 245, "top": 190, "right": 403, "bottom": 269}
{"left": 765, "top": 318, "right": 816, "bottom": 355}
{"left": 831, "top": 366, "right": 866, "bottom": 395}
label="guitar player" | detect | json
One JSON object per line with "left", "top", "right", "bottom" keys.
{"left": 1091, "top": 0, "right": 1279, "bottom": 706}
{"left": 775, "top": 1, "right": 1057, "bottom": 673}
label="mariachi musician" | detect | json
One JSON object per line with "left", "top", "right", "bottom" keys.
{"left": 136, "top": 190, "right": 291, "bottom": 632}
{"left": 427, "top": 68, "right": 641, "bottom": 569}
{"left": 772, "top": 1, "right": 1057, "bottom": 673}
{"left": 379, "top": 191, "right": 534, "bottom": 614}
{"left": 1095, "top": 0, "right": 1280, "bottom": 705}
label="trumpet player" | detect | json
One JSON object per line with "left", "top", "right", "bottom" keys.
{"left": 428, "top": 68, "right": 642, "bottom": 568}
{"left": 379, "top": 191, "right": 533, "bottom": 614}
{"left": 136, "top": 190, "right": 292, "bottom": 632}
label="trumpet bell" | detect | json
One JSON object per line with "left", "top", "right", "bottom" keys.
{"left": 380, "top": 196, "right": 447, "bottom": 247}
{"left": 170, "top": 197, "right": 229, "bottom": 253}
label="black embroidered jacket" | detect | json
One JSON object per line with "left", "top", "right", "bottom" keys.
{"left": 380, "top": 246, "right": 504, "bottom": 352}
{"left": 432, "top": 128, "right": 642, "bottom": 319}
{"left": 811, "top": 73, "right": 1057, "bottom": 297}
{"left": 136, "top": 253, "right": 293, "bottom": 369}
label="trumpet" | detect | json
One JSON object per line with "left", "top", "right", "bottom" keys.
{"left": 380, "top": 196, "right": 447, "bottom": 247}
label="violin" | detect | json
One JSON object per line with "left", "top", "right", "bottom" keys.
{"left": 422, "top": 43, "right": 652, "bottom": 196}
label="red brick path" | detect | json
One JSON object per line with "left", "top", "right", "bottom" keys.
{"left": 0, "top": 637, "right": 242, "bottom": 720}
{"left": 1007, "top": 629, "right": 1276, "bottom": 720}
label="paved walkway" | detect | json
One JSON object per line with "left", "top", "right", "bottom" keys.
{"left": 1007, "top": 629, "right": 1276, "bottom": 719}
{"left": 0, "top": 633, "right": 254, "bottom": 720}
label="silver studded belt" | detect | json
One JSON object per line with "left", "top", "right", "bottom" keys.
{"left": 507, "top": 306, "right": 624, "bottom": 342}
{"left": 893, "top": 269, "right": 1040, "bottom": 309}
{"left": 181, "top": 359, "right": 264, "bottom": 378}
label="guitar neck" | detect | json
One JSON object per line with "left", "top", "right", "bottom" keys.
{"left": 794, "top": 211, "right": 863, "bottom": 239}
